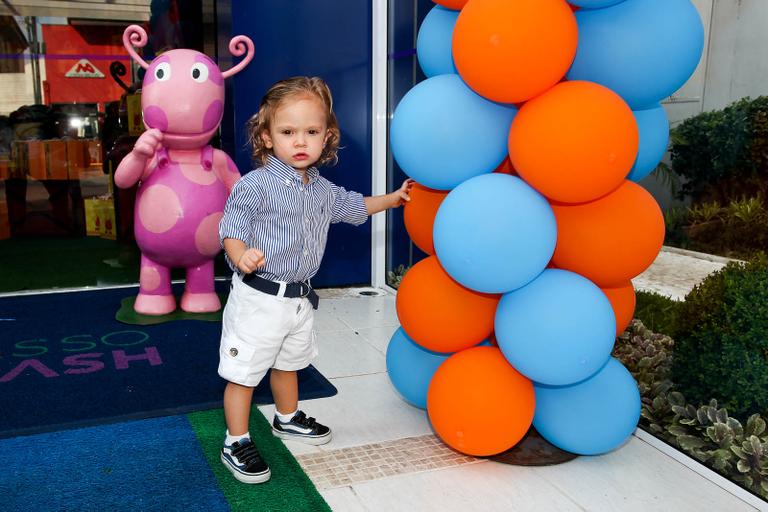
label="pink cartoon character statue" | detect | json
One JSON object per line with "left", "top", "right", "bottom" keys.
{"left": 115, "top": 25, "right": 254, "bottom": 315}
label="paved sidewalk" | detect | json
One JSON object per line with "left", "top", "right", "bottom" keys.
{"left": 632, "top": 246, "right": 734, "bottom": 301}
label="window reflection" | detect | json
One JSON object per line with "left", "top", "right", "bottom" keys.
{"left": 0, "top": 1, "right": 218, "bottom": 292}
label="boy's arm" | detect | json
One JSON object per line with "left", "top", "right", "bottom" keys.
{"left": 219, "top": 179, "right": 265, "bottom": 272}
{"left": 223, "top": 238, "right": 265, "bottom": 273}
{"left": 364, "top": 179, "right": 414, "bottom": 215}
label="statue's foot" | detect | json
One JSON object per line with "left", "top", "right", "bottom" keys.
{"left": 134, "top": 293, "right": 176, "bottom": 315}
{"left": 180, "top": 291, "right": 221, "bottom": 313}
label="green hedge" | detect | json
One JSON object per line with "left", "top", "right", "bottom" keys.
{"left": 614, "top": 320, "right": 768, "bottom": 500}
{"left": 634, "top": 290, "right": 680, "bottom": 335}
{"left": 669, "top": 96, "right": 768, "bottom": 203}
{"left": 671, "top": 256, "right": 768, "bottom": 420}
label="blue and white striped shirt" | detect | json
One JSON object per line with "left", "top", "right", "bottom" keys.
{"left": 219, "top": 155, "right": 369, "bottom": 282}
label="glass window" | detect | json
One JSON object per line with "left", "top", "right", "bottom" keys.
{"left": 385, "top": 0, "right": 432, "bottom": 289}
{"left": 0, "top": 1, "right": 222, "bottom": 293}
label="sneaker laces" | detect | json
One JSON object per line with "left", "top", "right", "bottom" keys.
{"left": 231, "top": 440, "right": 262, "bottom": 466}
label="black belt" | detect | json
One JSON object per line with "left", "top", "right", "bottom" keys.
{"left": 240, "top": 273, "right": 319, "bottom": 309}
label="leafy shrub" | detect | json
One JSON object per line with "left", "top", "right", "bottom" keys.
{"left": 670, "top": 196, "right": 768, "bottom": 258}
{"left": 663, "top": 206, "right": 691, "bottom": 249}
{"left": 669, "top": 96, "right": 768, "bottom": 203}
{"left": 614, "top": 321, "right": 768, "bottom": 499}
{"left": 671, "top": 256, "right": 768, "bottom": 419}
{"left": 688, "top": 201, "right": 724, "bottom": 224}
{"left": 386, "top": 264, "right": 409, "bottom": 288}
{"left": 724, "top": 196, "right": 768, "bottom": 254}
{"left": 634, "top": 290, "right": 680, "bottom": 335}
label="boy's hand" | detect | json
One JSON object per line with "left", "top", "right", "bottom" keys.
{"left": 391, "top": 179, "right": 414, "bottom": 208}
{"left": 237, "top": 248, "right": 266, "bottom": 273}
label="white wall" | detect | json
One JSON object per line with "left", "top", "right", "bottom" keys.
{"left": 664, "top": 0, "right": 768, "bottom": 126}
{"left": 0, "top": 60, "right": 37, "bottom": 116}
{"left": 647, "top": 0, "right": 768, "bottom": 209}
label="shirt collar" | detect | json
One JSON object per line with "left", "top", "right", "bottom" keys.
{"left": 264, "top": 155, "right": 319, "bottom": 184}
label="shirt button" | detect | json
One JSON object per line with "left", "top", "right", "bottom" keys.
{"left": 229, "top": 347, "right": 238, "bottom": 357}
{"left": 284, "top": 178, "right": 291, "bottom": 186}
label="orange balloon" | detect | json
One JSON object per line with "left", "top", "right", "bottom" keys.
{"left": 433, "top": 0, "right": 468, "bottom": 9}
{"left": 601, "top": 281, "right": 636, "bottom": 336}
{"left": 403, "top": 183, "right": 448, "bottom": 254}
{"left": 452, "top": 0, "right": 577, "bottom": 103}
{"left": 396, "top": 256, "right": 499, "bottom": 353}
{"left": 551, "top": 180, "right": 665, "bottom": 287}
{"left": 427, "top": 346, "right": 535, "bottom": 456}
{"left": 509, "top": 80, "right": 639, "bottom": 204}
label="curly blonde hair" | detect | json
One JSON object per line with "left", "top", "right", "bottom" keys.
{"left": 246, "top": 76, "right": 340, "bottom": 167}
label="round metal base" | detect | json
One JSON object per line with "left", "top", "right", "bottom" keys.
{"left": 490, "top": 427, "right": 578, "bottom": 466}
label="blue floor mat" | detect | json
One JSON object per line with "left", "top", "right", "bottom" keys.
{"left": 0, "top": 283, "right": 337, "bottom": 439}
{"left": 0, "top": 415, "right": 229, "bottom": 512}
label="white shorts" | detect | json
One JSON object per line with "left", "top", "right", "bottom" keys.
{"left": 218, "top": 273, "right": 317, "bottom": 387}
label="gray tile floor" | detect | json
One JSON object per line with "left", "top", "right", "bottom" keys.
{"left": 257, "top": 247, "right": 764, "bottom": 512}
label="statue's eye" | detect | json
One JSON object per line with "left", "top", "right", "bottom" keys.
{"left": 154, "top": 62, "right": 171, "bottom": 81}
{"left": 191, "top": 63, "right": 209, "bottom": 83}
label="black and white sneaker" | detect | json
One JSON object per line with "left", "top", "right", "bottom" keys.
{"left": 220, "top": 438, "right": 271, "bottom": 484}
{"left": 272, "top": 410, "right": 332, "bottom": 445}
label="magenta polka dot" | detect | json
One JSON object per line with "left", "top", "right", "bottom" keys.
{"left": 143, "top": 106, "right": 168, "bottom": 131}
{"left": 195, "top": 212, "right": 224, "bottom": 256}
{"left": 138, "top": 185, "right": 182, "bottom": 233}
{"left": 202, "top": 100, "right": 223, "bottom": 132}
{"left": 179, "top": 162, "right": 216, "bottom": 185}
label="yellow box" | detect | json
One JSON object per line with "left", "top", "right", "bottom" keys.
{"left": 84, "top": 196, "right": 116, "bottom": 239}
{"left": 100, "top": 199, "right": 116, "bottom": 240}
{"left": 126, "top": 93, "right": 144, "bottom": 136}
{"left": 84, "top": 197, "right": 104, "bottom": 236}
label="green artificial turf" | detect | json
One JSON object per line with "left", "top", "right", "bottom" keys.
{"left": 187, "top": 407, "right": 331, "bottom": 512}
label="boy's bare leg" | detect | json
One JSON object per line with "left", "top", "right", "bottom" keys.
{"left": 270, "top": 369, "right": 298, "bottom": 415}
{"left": 270, "top": 368, "right": 331, "bottom": 445}
{"left": 224, "top": 381, "right": 255, "bottom": 436}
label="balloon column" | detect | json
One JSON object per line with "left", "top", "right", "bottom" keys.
{"left": 386, "top": 0, "right": 703, "bottom": 457}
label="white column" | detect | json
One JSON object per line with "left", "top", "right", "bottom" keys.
{"left": 371, "top": 0, "right": 389, "bottom": 288}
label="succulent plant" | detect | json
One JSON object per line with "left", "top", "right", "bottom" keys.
{"left": 614, "top": 320, "right": 768, "bottom": 499}
{"left": 386, "top": 264, "right": 410, "bottom": 289}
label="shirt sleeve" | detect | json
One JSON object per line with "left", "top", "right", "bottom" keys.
{"left": 329, "top": 183, "right": 368, "bottom": 226}
{"left": 219, "top": 178, "right": 261, "bottom": 247}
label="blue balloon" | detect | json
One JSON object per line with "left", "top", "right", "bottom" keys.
{"left": 567, "top": 0, "right": 704, "bottom": 109}
{"left": 569, "top": 0, "right": 626, "bottom": 8}
{"left": 385, "top": 328, "right": 490, "bottom": 409}
{"left": 533, "top": 358, "right": 641, "bottom": 455}
{"left": 627, "top": 104, "right": 669, "bottom": 182}
{"left": 495, "top": 269, "right": 616, "bottom": 385}
{"left": 627, "top": 105, "right": 669, "bottom": 182}
{"left": 386, "top": 327, "right": 450, "bottom": 409}
{"left": 416, "top": 6, "right": 459, "bottom": 77}
{"left": 390, "top": 74, "right": 518, "bottom": 190}
{"left": 433, "top": 174, "right": 556, "bottom": 293}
